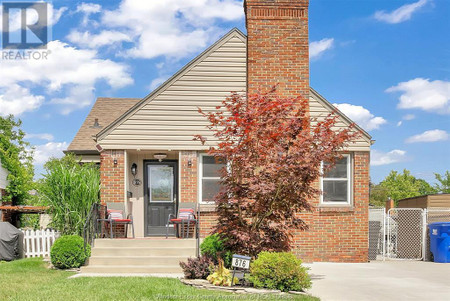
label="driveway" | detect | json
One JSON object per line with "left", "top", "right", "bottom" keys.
{"left": 306, "top": 261, "right": 450, "bottom": 301}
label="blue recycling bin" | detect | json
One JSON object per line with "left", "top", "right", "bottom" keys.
{"left": 429, "top": 222, "right": 450, "bottom": 263}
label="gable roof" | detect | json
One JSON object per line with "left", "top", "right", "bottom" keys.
{"left": 95, "top": 28, "right": 247, "bottom": 142}
{"left": 69, "top": 28, "right": 371, "bottom": 153}
{"left": 67, "top": 97, "right": 140, "bottom": 153}
{"left": 310, "top": 88, "right": 372, "bottom": 141}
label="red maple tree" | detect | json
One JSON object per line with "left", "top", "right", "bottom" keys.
{"left": 195, "top": 88, "right": 360, "bottom": 256}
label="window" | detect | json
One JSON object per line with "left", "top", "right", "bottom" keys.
{"left": 199, "top": 154, "right": 226, "bottom": 203}
{"left": 321, "top": 155, "right": 351, "bottom": 205}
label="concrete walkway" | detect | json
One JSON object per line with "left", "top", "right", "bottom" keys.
{"left": 306, "top": 261, "right": 450, "bottom": 301}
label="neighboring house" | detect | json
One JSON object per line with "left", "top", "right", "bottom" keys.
{"left": 68, "top": 0, "right": 371, "bottom": 262}
{"left": 0, "top": 159, "right": 8, "bottom": 200}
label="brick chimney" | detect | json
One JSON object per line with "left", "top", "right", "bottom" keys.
{"left": 244, "top": 0, "right": 309, "bottom": 100}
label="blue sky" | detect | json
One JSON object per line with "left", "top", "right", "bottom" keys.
{"left": 0, "top": 0, "right": 448, "bottom": 183}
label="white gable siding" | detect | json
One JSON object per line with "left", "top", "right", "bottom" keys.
{"left": 0, "top": 160, "right": 9, "bottom": 189}
{"left": 98, "top": 31, "right": 371, "bottom": 152}
{"left": 99, "top": 33, "right": 247, "bottom": 150}
{"left": 309, "top": 92, "right": 371, "bottom": 151}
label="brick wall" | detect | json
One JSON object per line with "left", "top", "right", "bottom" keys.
{"left": 199, "top": 211, "right": 218, "bottom": 238}
{"left": 180, "top": 151, "right": 198, "bottom": 203}
{"left": 196, "top": 152, "right": 370, "bottom": 261}
{"left": 291, "top": 151, "right": 370, "bottom": 262}
{"left": 100, "top": 150, "right": 125, "bottom": 204}
{"left": 245, "top": 0, "right": 309, "bottom": 101}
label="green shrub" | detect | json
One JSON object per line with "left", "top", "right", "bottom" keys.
{"left": 248, "top": 251, "right": 311, "bottom": 292}
{"left": 200, "top": 234, "right": 232, "bottom": 267}
{"left": 50, "top": 235, "right": 91, "bottom": 269}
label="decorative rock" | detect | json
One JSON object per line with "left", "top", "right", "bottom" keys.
{"left": 180, "top": 278, "right": 311, "bottom": 297}
{"left": 289, "top": 290, "right": 309, "bottom": 295}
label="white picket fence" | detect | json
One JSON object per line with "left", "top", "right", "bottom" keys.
{"left": 21, "top": 229, "right": 60, "bottom": 258}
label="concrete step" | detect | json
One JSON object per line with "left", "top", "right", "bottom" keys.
{"left": 94, "top": 239, "right": 196, "bottom": 248}
{"left": 81, "top": 265, "right": 183, "bottom": 274}
{"left": 91, "top": 247, "right": 196, "bottom": 257}
{"left": 88, "top": 256, "right": 189, "bottom": 266}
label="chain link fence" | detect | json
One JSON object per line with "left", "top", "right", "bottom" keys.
{"left": 368, "top": 207, "right": 450, "bottom": 261}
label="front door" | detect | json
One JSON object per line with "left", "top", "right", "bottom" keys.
{"left": 144, "top": 161, "right": 178, "bottom": 236}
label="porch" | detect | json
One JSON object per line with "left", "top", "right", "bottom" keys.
{"left": 100, "top": 149, "right": 219, "bottom": 239}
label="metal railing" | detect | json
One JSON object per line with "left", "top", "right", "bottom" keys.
{"left": 83, "top": 203, "right": 100, "bottom": 252}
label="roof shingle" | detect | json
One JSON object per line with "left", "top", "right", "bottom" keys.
{"left": 67, "top": 97, "right": 140, "bottom": 152}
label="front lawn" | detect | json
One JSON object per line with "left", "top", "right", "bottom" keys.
{"left": 0, "top": 258, "right": 318, "bottom": 301}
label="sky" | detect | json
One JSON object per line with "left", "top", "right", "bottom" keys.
{"left": 0, "top": 0, "right": 449, "bottom": 183}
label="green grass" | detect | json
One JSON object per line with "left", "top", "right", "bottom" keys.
{"left": 0, "top": 258, "right": 318, "bottom": 301}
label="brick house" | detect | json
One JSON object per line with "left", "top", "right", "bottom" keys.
{"left": 68, "top": 0, "right": 371, "bottom": 262}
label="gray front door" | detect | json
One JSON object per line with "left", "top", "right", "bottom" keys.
{"left": 144, "top": 161, "right": 178, "bottom": 236}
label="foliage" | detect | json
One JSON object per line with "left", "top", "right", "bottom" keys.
{"left": 434, "top": 171, "right": 450, "bottom": 193}
{"left": 0, "top": 115, "right": 34, "bottom": 205}
{"left": 50, "top": 235, "right": 91, "bottom": 269}
{"left": 179, "top": 255, "right": 215, "bottom": 279}
{"left": 200, "top": 234, "right": 232, "bottom": 268}
{"left": 369, "top": 182, "right": 389, "bottom": 207}
{"left": 378, "top": 169, "right": 436, "bottom": 205}
{"left": 207, "top": 259, "right": 238, "bottom": 287}
{"left": 195, "top": 88, "right": 359, "bottom": 256}
{"left": 248, "top": 252, "right": 311, "bottom": 292}
{"left": 38, "top": 154, "right": 100, "bottom": 235}
{"left": 19, "top": 214, "right": 40, "bottom": 230}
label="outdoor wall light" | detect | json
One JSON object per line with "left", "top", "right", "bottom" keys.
{"left": 131, "top": 163, "right": 137, "bottom": 176}
{"left": 113, "top": 159, "right": 118, "bottom": 165}
{"left": 187, "top": 159, "right": 192, "bottom": 167}
{"left": 154, "top": 153, "right": 167, "bottom": 162}
{"left": 131, "top": 163, "right": 141, "bottom": 186}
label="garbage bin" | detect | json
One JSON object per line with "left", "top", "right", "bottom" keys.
{"left": 429, "top": 222, "right": 450, "bottom": 263}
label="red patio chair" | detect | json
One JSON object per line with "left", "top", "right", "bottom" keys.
{"left": 98, "top": 204, "right": 135, "bottom": 238}
{"left": 166, "top": 208, "right": 197, "bottom": 239}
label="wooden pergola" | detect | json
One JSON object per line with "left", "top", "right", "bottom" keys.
{"left": 0, "top": 205, "right": 49, "bottom": 224}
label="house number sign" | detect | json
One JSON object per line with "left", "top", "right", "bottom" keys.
{"left": 231, "top": 254, "right": 251, "bottom": 286}
{"left": 231, "top": 254, "right": 251, "bottom": 269}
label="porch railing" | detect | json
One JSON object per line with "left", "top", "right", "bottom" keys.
{"left": 83, "top": 202, "right": 100, "bottom": 251}
{"left": 196, "top": 204, "right": 200, "bottom": 257}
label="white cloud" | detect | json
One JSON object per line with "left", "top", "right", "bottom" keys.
{"left": 405, "top": 129, "right": 449, "bottom": 143}
{"left": 33, "top": 142, "right": 68, "bottom": 165}
{"left": 67, "top": 30, "right": 132, "bottom": 49}
{"left": 397, "top": 114, "right": 415, "bottom": 127}
{"left": 403, "top": 114, "right": 416, "bottom": 120}
{"left": 333, "top": 103, "right": 387, "bottom": 131}
{"left": 310, "top": 38, "right": 334, "bottom": 59}
{"left": 0, "top": 40, "right": 133, "bottom": 115}
{"left": 371, "top": 149, "right": 407, "bottom": 166}
{"left": 70, "top": 0, "right": 244, "bottom": 59}
{"left": 51, "top": 85, "right": 95, "bottom": 115}
{"left": 76, "top": 3, "right": 101, "bottom": 14}
{"left": 386, "top": 78, "right": 450, "bottom": 114}
{"left": 149, "top": 76, "right": 170, "bottom": 91}
{"left": 374, "top": 0, "right": 428, "bottom": 24}
{"left": 0, "top": 85, "right": 44, "bottom": 116}
{"left": 25, "top": 133, "right": 54, "bottom": 141}
{"left": 76, "top": 3, "right": 102, "bottom": 26}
